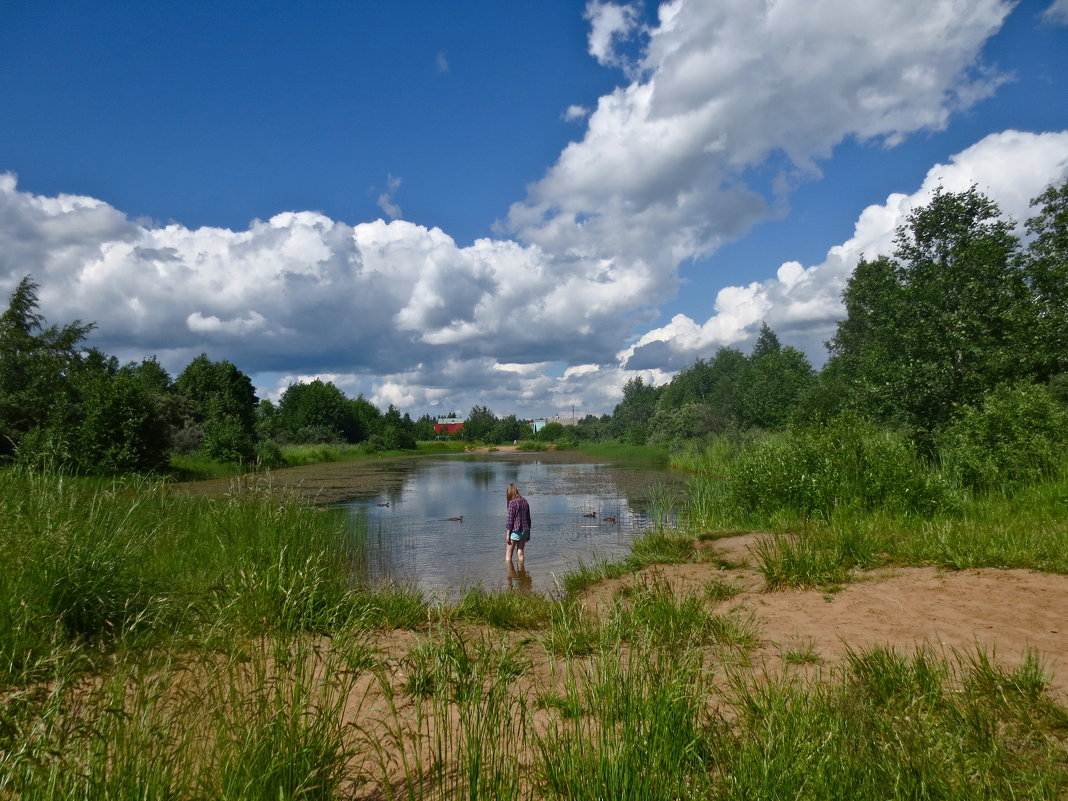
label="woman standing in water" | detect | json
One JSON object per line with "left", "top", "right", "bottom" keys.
{"left": 505, "top": 483, "right": 531, "bottom": 567}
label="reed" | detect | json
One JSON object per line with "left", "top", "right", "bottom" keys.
{"left": 721, "top": 646, "right": 1068, "bottom": 799}
{"left": 0, "top": 634, "right": 368, "bottom": 799}
{"left": 0, "top": 468, "right": 395, "bottom": 684}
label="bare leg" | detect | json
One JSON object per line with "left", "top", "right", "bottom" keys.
{"left": 505, "top": 540, "right": 515, "bottom": 564}
{"left": 515, "top": 539, "right": 526, "bottom": 568}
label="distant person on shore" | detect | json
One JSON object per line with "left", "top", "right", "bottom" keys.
{"left": 505, "top": 482, "right": 531, "bottom": 566}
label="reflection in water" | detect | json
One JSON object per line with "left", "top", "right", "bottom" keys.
{"left": 507, "top": 564, "right": 533, "bottom": 594}
{"left": 335, "top": 455, "right": 684, "bottom": 598}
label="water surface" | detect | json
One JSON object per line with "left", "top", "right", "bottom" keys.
{"left": 334, "top": 453, "right": 685, "bottom": 597}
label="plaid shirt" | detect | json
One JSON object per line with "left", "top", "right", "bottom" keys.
{"left": 506, "top": 495, "right": 531, "bottom": 533}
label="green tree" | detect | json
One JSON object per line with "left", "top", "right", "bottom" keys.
{"left": 380, "top": 405, "right": 416, "bottom": 449}
{"left": 828, "top": 186, "right": 1030, "bottom": 434}
{"left": 412, "top": 413, "right": 437, "bottom": 441}
{"left": 741, "top": 325, "right": 815, "bottom": 429}
{"left": 349, "top": 395, "right": 381, "bottom": 439}
{"left": 255, "top": 399, "right": 281, "bottom": 441}
{"left": 464, "top": 404, "right": 497, "bottom": 442}
{"left": 655, "top": 348, "right": 748, "bottom": 433}
{"left": 0, "top": 276, "right": 93, "bottom": 459}
{"left": 71, "top": 360, "right": 170, "bottom": 473}
{"left": 536, "top": 421, "right": 566, "bottom": 442}
{"left": 1023, "top": 180, "right": 1068, "bottom": 380}
{"left": 612, "top": 376, "right": 659, "bottom": 444}
{"left": 491, "top": 414, "right": 529, "bottom": 443}
{"left": 277, "top": 379, "right": 363, "bottom": 443}
{"left": 174, "top": 354, "right": 258, "bottom": 460}
{"left": 118, "top": 357, "right": 181, "bottom": 450}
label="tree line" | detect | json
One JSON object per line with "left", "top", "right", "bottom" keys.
{"left": 0, "top": 281, "right": 445, "bottom": 473}
{"left": 2, "top": 180, "right": 1065, "bottom": 473}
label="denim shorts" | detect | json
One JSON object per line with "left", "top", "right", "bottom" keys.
{"left": 508, "top": 530, "right": 530, "bottom": 542}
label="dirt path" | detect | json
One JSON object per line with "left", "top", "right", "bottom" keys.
{"left": 582, "top": 532, "right": 1068, "bottom": 697}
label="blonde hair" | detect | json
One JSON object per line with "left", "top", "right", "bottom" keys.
{"left": 507, "top": 483, "right": 520, "bottom": 502}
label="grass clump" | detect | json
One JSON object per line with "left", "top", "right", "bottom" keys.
{"left": 452, "top": 585, "right": 556, "bottom": 630}
{"left": 0, "top": 468, "right": 410, "bottom": 684}
{"left": 781, "top": 640, "right": 823, "bottom": 665}
{"left": 721, "top": 645, "right": 1068, "bottom": 800}
{"left": 703, "top": 575, "right": 743, "bottom": 603}
{"left": 560, "top": 529, "right": 702, "bottom": 596}
{"left": 534, "top": 643, "right": 716, "bottom": 801}
{"left": 753, "top": 532, "right": 860, "bottom": 590}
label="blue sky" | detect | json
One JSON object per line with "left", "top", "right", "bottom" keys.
{"left": 1, "top": 0, "right": 1067, "bottom": 417}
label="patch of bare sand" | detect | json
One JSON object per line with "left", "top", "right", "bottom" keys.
{"left": 600, "top": 533, "right": 1068, "bottom": 698}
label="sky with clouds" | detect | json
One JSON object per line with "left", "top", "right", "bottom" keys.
{"left": 1, "top": 0, "right": 1066, "bottom": 418}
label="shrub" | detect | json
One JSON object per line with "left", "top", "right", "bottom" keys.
{"left": 202, "top": 414, "right": 255, "bottom": 462}
{"left": 255, "top": 440, "right": 286, "bottom": 470}
{"left": 937, "top": 382, "right": 1068, "bottom": 492}
{"left": 725, "top": 414, "right": 952, "bottom": 521}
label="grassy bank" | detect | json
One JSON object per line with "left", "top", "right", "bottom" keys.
{"left": 673, "top": 418, "right": 1068, "bottom": 587}
{"left": 170, "top": 439, "right": 468, "bottom": 481}
{"left": 571, "top": 440, "right": 671, "bottom": 464}
{"left": 0, "top": 468, "right": 431, "bottom": 685}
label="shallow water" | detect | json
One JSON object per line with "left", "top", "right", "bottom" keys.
{"left": 332, "top": 453, "right": 685, "bottom": 597}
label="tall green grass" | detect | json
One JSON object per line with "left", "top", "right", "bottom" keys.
{"left": 0, "top": 634, "right": 367, "bottom": 799}
{"left": 719, "top": 646, "right": 1068, "bottom": 799}
{"left": 679, "top": 411, "right": 1068, "bottom": 583}
{"left": 0, "top": 468, "right": 422, "bottom": 684}
{"left": 535, "top": 643, "right": 716, "bottom": 801}
{"left": 3, "top": 484, "right": 1066, "bottom": 801}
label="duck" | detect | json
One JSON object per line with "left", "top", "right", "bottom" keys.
{"left": 602, "top": 516, "right": 616, "bottom": 523}
{"left": 582, "top": 512, "right": 597, "bottom": 518}
{"left": 446, "top": 516, "right": 464, "bottom": 522}
{"left": 377, "top": 502, "right": 390, "bottom": 507}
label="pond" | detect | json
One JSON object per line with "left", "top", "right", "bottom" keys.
{"left": 332, "top": 453, "right": 687, "bottom": 598}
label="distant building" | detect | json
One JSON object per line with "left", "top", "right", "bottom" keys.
{"left": 530, "top": 419, "right": 547, "bottom": 433}
{"left": 433, "top": 417, "right": 466, "bottom": 435}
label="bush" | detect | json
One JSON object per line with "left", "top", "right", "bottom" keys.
{"left": 289, "top": 425, "right": 344, "bottom": 445}
{"left": 255, "top": 440, "right": 286, "bottom": 470}
{"left": 725, "top": 414, "right": 952, "bottom": 521}
{"left": 202, "top": 415, "right": 255, "bottom": 462}
{"left": 516, "top": 440, "right": 549, "bottom": 452}
{"left": 937, "top": 382, "right": 1068, "bottom": 492}
{"left": 12, "top": 427, "right": 72, "bottom": 471}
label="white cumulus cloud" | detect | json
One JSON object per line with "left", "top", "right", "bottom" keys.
{"left": 621, "top": 130, "right": 1068, "bottom": 371}
{"left": 510, "top": 0, "right": 1012, "bottom": 280}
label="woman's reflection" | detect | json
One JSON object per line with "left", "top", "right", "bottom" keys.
{"left": 507, "top": 562, "right": 532, "bottom": 593}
